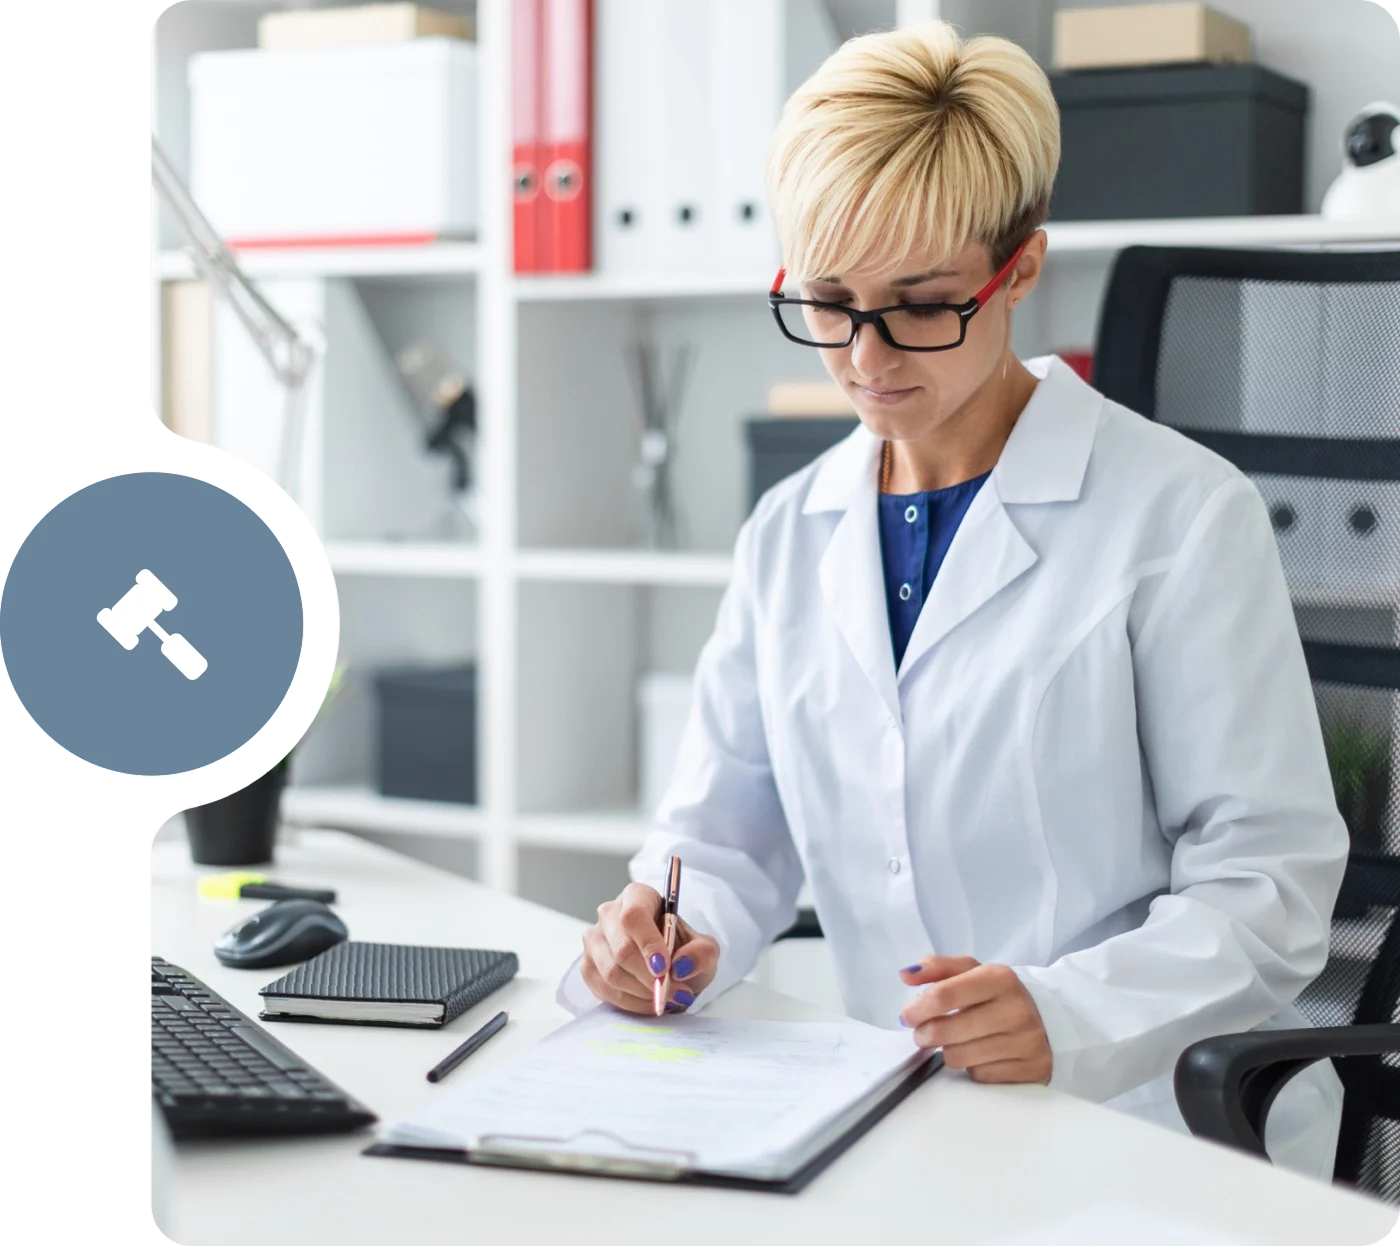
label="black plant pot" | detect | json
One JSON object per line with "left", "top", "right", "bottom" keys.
{"left": 184, "top": 758, "right": 289, "bottom": 867}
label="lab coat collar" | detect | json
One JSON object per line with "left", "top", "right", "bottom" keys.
{"left": 800, "top": 354, "right": 1102, "bottom": 517}
{"left": 803, "top": 356, "right": 1102, "bottom": 715}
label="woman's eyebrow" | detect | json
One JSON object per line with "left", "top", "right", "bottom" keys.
{"left": 890, "top": 268, "right": 961, "bottom": 287}
{"left": 810, "top": 268, "right": 961, "bottom": 288}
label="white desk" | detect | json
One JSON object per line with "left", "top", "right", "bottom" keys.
{"left": 152, "top": 829, "right": 1397, "bottom": 1246}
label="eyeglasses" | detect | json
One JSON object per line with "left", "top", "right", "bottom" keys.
{"left": 768, "top": 239, "right": 1029, "bottom": 352}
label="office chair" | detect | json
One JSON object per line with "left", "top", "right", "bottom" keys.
{"left": 1095, "top": 245, "right": 1400, "bottom": 1201}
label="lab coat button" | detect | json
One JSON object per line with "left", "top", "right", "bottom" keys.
{"left": 888, "top": 857, "right": 902, "bottom": 875}
{"left": 898, "top": 583, "right": 912, "bottom": 601}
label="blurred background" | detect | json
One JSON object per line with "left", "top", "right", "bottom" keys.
{"left": 150, "top": 0, "right": 1400, "bottom": 1002}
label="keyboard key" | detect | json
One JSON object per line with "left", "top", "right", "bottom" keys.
{"left": 229, "top": 1026, "right": 303, "bottom": 1072}
{"left": 151, "top": 957, "right": 375, "bottom": 1138}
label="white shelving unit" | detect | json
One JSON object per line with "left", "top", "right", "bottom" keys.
{"left": 155, "top": 0, "right": 1400, "bottom": 918}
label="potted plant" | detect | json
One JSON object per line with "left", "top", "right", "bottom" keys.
{"left": 1323, "top": 717, "right": 1392, "bottom": 918}
{"left": 184, "top": 665, "right": 347, "bottom": 866}
{"left": 183, "top": 755, "right": 290, "bottom": 867}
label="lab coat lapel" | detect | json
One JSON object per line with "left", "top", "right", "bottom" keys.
{"left": 804, "top": 357, "right": 1102, "bottom": 700}
{"left": 896, "top": 483, "right": 1037, "bottom": 678}
{"left": 806, "top": 428, "right": 901, "bottom": 723}
{"left": 896, "top": 356, "right": 1102, "bottom": 679}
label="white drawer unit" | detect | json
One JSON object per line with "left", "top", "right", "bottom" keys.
{"left": 1326, "top": 478, "right": 1400, "bottom": 600}
{"left": 190, "top": 37, "right": 478, "bottom": 245}
{"left": 1253, "top": 475, "right": 1327, "bottom": 593}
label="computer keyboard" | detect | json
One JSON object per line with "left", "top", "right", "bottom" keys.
{"left": 152, "top": 956, "right": 377, "bottom": 1139}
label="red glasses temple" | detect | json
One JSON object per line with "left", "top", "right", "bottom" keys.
{"left": 770, "top": 238, "right": 1029, "bottom": 305}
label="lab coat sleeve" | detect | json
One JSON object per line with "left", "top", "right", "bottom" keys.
{"left": 556, "top": 511, "right": 804, "bottom": 1017}
{"left": 1010, "top": 476, "right": 1348, "bottom": 1101}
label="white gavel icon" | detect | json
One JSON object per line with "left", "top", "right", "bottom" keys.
{"left": 97, "top": 568, "right": 208, "bottom": 680}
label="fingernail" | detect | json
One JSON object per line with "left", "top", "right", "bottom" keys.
{"left": 673, "top": 956, "right": 695, "bottom": 979}
{"left": 901, "top": 964, "right": 923, "bottom": 974}
{"left": 648, "top": 953, "right": 666, "bottom": 974}
{"left": 674, "top": 989, "right": 695, "bottom": 1006}
{"left": 664, "top": 1002, "right": 683, "bottom": 1013}
{"left": 898, "top": 1015, "right": 911, "bottom": 1028}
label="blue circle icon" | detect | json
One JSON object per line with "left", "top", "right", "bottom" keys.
{"left": 1, "top": 472, "right": 303, "bottom": 775}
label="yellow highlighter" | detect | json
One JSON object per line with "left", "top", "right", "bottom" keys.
{"left": 196, "top": 872, "right": 337, "bottom": 904}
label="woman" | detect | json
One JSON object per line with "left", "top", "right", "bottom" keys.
{"left": 558, "top": 21, "right": 1347, "bottom": 1177}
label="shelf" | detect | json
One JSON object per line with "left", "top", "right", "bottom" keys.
{"left": 1290, "top": 585, "right": 1400, "bottom": 613}
{"left": 156, "top": 240, "right": 485, "bottom": 282}
{"left": 280, "top": 785, "right": 488, "bottom": 839}
{"left": 515, "top": 548, "right": 733, "bottom": 586}
{"left": 512, "top": 270, "right": 778, "bottom": 302}
{"left": 515, "top": 810, "right": 652, "bottom": 854}
{"left": 1042, "top": 214, "right": 1400, "bottom": 256}
{"left": 156, "top": 217, "right": 1400, "bottom": 290}
{"left": 324, "top": 540, "right": 484, "bottom": 578}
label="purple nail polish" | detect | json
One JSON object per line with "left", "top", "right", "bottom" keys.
{"left": 898, "top": 1015, "right": 911, "bottom": 1028}
{"left": 673, "top": 956, "right": 695, "bottom": 979}
{"left": 648, "top": 953, "right": 666, "bottom": 974}
{"left": 901, "top": 964, "right": 923, "bottom": 974}
{"left": 674, "top": 988, "right": 695, "bottom": 1006}
{"left": 664, "top": 1002, "right": 682, "bottom": 1013}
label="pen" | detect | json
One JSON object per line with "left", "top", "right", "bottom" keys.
{"left": 654, "top": 855, "right": 683, "bottom": 1016}
{"left": 426, "top": 1010, "right": 508, "bottom": 1083}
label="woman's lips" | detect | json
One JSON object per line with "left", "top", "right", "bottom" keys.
{"left": 855, "top": 383, "right": 918, "bottom": 406}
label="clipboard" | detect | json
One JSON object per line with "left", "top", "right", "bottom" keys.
{"left": 363, "top": 1048, "right": 942, "bottom": 1194}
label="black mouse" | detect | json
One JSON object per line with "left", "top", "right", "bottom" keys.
{"left": 213, "top": 899, "right": 348, "bottom": 969}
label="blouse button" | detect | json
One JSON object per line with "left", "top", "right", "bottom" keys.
{"left": 904, "top": 505, "right": 918, "bottom": 523}
{"left": 898, "top": 583, "right": 912, "bottom": 601}
{"left": 888, "top": 857, "right": 902, "bottom": 875}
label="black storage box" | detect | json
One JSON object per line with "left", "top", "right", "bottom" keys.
{"left": 745, "top": 417, "right": 859, "bottom": 510}
{"left": 373, "top": 663, "right": 477, "bottom": 804}
{"left": 1050, "top": 64, "right": 1309, "bottom": 220}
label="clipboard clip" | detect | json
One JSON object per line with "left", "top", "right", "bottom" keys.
{"left": 472, "top": 1130, "right": 696, "bottom": 1180}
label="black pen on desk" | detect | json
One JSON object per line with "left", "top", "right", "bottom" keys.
{"left": 426, "top": 1010, "right": 508, "bottom": 1083}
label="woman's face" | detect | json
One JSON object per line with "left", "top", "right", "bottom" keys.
{"left": 802, "top": 232, "right": 1046, "bottom": 443}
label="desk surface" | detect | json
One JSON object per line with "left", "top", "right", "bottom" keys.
{"left": 152, "top": 829, "right": 1397, "bottom": 1246}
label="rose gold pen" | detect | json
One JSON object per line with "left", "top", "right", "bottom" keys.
{"left": 653, "top": 855, "right": 683, "bottom": 1016}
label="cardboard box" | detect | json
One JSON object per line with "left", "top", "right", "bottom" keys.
{"left": 258, "top": 3, "right": 473, "bottom": 51}
{"left": 766, "top": 380, "right": 856, "bottom": 416}
{"left": 1053, "top": 3, "right": 1251, "bottom": 71}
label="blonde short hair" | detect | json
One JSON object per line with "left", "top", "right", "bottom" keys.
{"left": 765, "top": 20, "right": 1060, "bottom": 282}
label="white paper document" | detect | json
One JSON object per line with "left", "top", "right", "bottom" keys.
{"left": 377, "top": 1008, "right": 932, "bottom": 1180}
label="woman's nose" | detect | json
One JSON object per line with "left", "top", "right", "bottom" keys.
{"left": 848, "top": 318, "right": 903, "bottom": 375}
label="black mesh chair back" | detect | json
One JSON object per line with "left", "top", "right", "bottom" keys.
{"left": 1096, "top": 246, "right": 1400, "bottom": 1200}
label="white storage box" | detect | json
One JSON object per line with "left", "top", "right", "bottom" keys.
{"left": 190, "top": 38, "right": 477, "bottom": 246}
{"left": 637, "top": 671, "right": 694, "bottom": 816}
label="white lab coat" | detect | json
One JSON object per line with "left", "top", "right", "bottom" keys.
{"left": 558, "top": 355, "right": 1347, "bottom": 1179}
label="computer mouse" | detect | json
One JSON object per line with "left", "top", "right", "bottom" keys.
{"left": 213, "top": 899, "right": 349, "bottom": 969}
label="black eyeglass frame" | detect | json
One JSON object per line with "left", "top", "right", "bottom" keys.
{"left": 767, "top": 238, "right": 1030, "bottom": 352}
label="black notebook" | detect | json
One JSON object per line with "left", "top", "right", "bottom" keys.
{"left": 258, "top": 942, "right": 518, "bottom": 1029}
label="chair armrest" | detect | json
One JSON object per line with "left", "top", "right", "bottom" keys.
{"left": 1174, "top": 1024, "right": 1400, "bottom": 1158}
{"left": 775, "top": 906, "right": 824, "bottom": 940}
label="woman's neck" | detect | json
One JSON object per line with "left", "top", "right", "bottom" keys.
{"left": 881, "top": 355, "right": 1038, "bottom": 493}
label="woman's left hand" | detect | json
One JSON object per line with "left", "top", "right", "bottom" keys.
{"left": 898, "top": 956, "right": 1053, "bottom": 1085}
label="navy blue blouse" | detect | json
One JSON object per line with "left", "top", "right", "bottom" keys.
{"left": 878, "top": 470, "right": 991, "bottom": 668}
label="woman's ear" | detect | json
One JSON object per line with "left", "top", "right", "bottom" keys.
{"left": 1008, "top": 229, "right": 1049, "bottom": 308}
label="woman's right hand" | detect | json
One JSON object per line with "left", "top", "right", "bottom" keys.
{"left": 580, "top": 882, "right": 720, "bottom": 1013}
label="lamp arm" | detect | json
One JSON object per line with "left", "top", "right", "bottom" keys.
{"left": 152, "top": 137, "right": 317, "bottom": 389}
